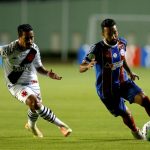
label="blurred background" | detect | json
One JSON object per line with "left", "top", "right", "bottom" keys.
{"left": 0, "top": 0, "right": 150, "bottom": 66}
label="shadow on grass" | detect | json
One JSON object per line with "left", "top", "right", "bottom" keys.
{"left": 79, "top": 138, "right": 134, "bottom": 142}
{"left": 0, "top": 136, "right": 143, "bottom": 144}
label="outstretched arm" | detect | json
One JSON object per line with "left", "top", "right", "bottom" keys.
{"left": 36, "top": 66, "right": 62, "bottom": 80}
{"left": 123, "top": 59, "right": 139, "bottom": 80}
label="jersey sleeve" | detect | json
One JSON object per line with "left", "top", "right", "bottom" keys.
{"left": 119, "top": 37, "right": 127, "bottom": 51}
{"left": 0, "top": 44, "right": 11, "bottom": 57}
{"left": 84, "top": 44, "right": 96, "bottom": 62}
{"left": 0, "top": 40, "right": 18, "bottom": 57}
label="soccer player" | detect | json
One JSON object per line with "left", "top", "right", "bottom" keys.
{"left": 79, "top": 18, "right": 150, "bottom": 140}
{"left": 0, "top": 24, "right": 72, "bottom": 138}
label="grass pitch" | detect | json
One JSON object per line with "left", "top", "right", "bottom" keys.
{"left": 0, "top": 63, "right": 150, "bottom": 150}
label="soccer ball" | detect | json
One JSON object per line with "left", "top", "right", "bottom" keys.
{"left": 142, "top": 121, "right": 150, "bottom": 141}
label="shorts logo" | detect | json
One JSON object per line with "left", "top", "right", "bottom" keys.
{"left": 21, "top": 90, "right": 28, "bottom": 97}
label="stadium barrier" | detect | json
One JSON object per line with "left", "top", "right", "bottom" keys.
{"left": 141, "top": 46, "right": 150, "bottom": 67}
{"left": 126, "top": 45, "right": 141, "bottom": 67}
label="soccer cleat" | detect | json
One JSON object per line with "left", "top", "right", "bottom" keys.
{"left": 131, "top": 129, "right": 144, "bottom": 140}
{"left": 25, "top": 123, "right": 43, "bottom": 138}
{"left": 59, "top": 124, "right": 72, "bottom": 137}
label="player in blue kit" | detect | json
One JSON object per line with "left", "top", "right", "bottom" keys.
{"left": 79, "top": 18, "right": 150, "bottom": 140}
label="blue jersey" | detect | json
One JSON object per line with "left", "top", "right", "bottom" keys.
{"left": 85, "top": 37, "right": 129, "bottom": 99}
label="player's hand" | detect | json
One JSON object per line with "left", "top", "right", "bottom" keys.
{"left": 47, "top": 70, "right": 62, "bottom": 80}
{"left": 129, "top": 72, "right": 139, "bottom": 81}
{"left": 87, "top": 59, "right": 97, "bottom": 70}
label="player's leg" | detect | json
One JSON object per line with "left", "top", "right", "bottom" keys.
{"left": 121, "top": 79, "right": 150, "bottom": 116}
{"left": 121, "top": 106, "right": 137, "bottom": 132}
{"left": 9, "top": 84, "right": 72, "bottom": 137}
{"left": 26, "top": 94, "right": 72, "bottom": 137}
{"left": 134, "top": 93, "right": 150, "bottom": 116}
{"left": 27, "top": 109, "right": 39, "bottom": 128}
{"left": 99, "top": 93, "right": 144, "bottom": 139}
{"left": 25, "top": 109, "right": 44, "bottom": 138}
{"left": 120, "top": 79, "right": 148, "bottom": 139}
{"left": 119, "top": 105, "right": 144, "bottom": 139}
{"left": 111, "top": 97, "right": 142, "bottom": 138}
{"left": 8, "top": 84, "right": 43, "bottom": 137}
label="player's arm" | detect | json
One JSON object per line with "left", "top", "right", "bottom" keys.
{"left": 36, "top": 66, "right": 62, "bottom": 80}
{"left": 123, "top": 59, "right": 139, "bottom": 81}
{"left": 79, "top": 44, "right": 97, "bottom": 73}
{"left": 79, "top": 59, "right": 96, "bottom": 73}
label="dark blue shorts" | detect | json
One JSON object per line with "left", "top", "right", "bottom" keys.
{"left": 97, "top": 79, "right": 142, "bottom": 117}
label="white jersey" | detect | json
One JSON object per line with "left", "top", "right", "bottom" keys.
{"left": 0, "top": 40, "right": 43, "bottom": 86}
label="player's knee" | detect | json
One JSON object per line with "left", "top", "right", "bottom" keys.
{"left": 141, "top": 96, "right": 150, "bottom": 107}
{"left": 26, "top": 94, "right": 41, "bottom": 110}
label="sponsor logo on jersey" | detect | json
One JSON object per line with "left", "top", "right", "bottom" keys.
{"left": 12, "top": 64, "right": 31, "bottom": 72}
{"left": 104, "top": 60, "right": 123, "bottom": 70}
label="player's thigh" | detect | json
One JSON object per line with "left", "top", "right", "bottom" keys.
{"left": 9, "top": 84, "right": 41, "bottom": 103}
{"left": 120, "top": 79, "right": 142, "bottom": 103}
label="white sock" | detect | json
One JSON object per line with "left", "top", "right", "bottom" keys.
{"left": 27, "top": 109, "right": 39, "bottom": 128}
{"left": 53, "top": 117, "right": 67, "bottom": 128}
{"left": 28, "top": 119, "right": 36, "bottom": 128}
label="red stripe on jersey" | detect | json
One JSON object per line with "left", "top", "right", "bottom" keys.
{"left": 102, "top": 49, "right": 112, "bottom": 96}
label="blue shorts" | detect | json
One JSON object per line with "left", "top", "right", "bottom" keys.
{"left": 97, "top": 79, "right": 142, "bottom": 117}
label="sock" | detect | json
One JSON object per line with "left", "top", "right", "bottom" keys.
{"left": 36, "top": 105, "right": 66, "bottom": 127}
{"left": 27, "top": 109, "right": 39, "bottom": 127}
{"left": 122, "top": 113, "right": 137, "bottom": 132}
{"left": 141, "top": 96, "right": 150, "bottom": 116}
{"left": 54, "top": 117, "right": 67, "bottom": 127}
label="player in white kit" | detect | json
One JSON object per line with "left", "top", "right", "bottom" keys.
{"left": 0, "top": 24, "right": 72, "bottom": 138}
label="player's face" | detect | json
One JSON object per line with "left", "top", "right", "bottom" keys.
{"left": 18, "top": 31, "right": 34, "bottom": 49}
{"left": 102, "top": 25, "right": 118, "bottom": 45}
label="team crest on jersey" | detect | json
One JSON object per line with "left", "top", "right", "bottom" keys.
{"left": 27, "top": 53, "right": 35, "bottom": 61}
{"left": 120, "top": 49, "right": 125, "bottom": 56}
{"left": 113, "top": 53, "right": 117, "bottom": 58}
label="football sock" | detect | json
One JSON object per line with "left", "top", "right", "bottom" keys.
{"left": 122, "top": 113, "right": 137, "bottom": 132}
{"left": 141, "top": 96, "right": 150, "bottom": 116}
{"left": 36, "top": 105, "right": 67, "bottom": 127}
{"left": 54, "top": 117, "right": 67, "bottom": 127}
{"left": 27, "top": 109, "right": 39, "bottom": 127}
{"left": 36, "top": 105, "right": 56, "bottom": 123}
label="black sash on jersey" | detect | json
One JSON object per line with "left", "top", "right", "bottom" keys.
{"left": 8, "top": 48, "right": 37, "bottom": 84}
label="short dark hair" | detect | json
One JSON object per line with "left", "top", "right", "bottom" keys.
{"left": 101, "top": 18, "right": 116, "bottom": 31}
{"left": 17, "top": 24, "right": 33, "bottom": 37}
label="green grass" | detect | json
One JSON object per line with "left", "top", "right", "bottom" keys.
{"left": 0, "top": 64, "right": 150, "bottom": 150}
